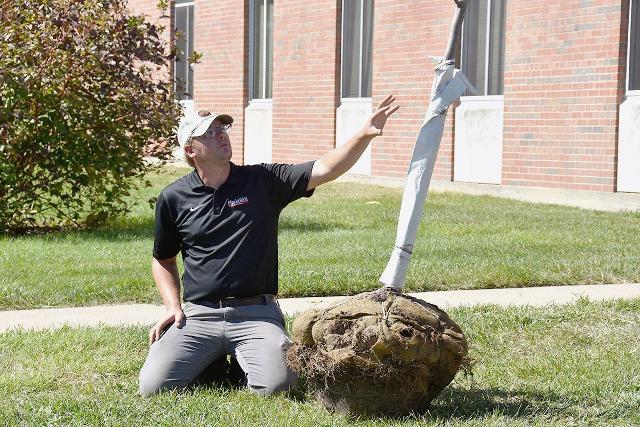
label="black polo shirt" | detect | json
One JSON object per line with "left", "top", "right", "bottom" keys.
{"left": 153, "top": 161, "right": 315, "bottom": 302}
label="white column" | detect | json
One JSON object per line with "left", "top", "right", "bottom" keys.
{"left": 454, "top": 96, "right": 504, "bottom": 184}
{"left": 336, "top": 98, "right": 373, "bottom": 175}
{"left": 173, "top": 100, "right": 195, "bottom": 161}
{"left": 244, "top": 99, "right": 273, "bottom": 165}
{"left": 617, "top": 95, "right": 640, "bottom": 193}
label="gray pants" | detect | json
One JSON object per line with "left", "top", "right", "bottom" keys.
{"left": 139, "top": 300, "right": 296, "bottom": 396}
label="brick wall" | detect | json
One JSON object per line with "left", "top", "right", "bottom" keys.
{"left": 372, "top": 0, "right": 457, "bottom": 180}
{"left": 271, "top": 1, "right": 340, "bottom": 163}
{"left": 502, "top": 0, "right": 629, "bottom": 191}
{"left": 126, "top": 0, "right": 164, "bottom": 21}
{"left": 192, "top": 0, "right": 248, "bottom": 165}
{"left": 126, "top": 0, "right": 171, "bottom": 78}
{"left": 127, "top": 0, "right": 632, "bottom": 193}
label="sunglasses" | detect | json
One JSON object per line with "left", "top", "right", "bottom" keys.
{"left": 201, "top": 124, "right": 232, "bottom": 137}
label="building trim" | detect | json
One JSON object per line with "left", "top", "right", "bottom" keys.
{"left": 484, "top": 0, "right": 492, "bottom": 95}
{"left": 459, "top": 94, "right": 504, "bottom": 104}
{"left": 627, "top": 0, "right": 634, "bottom": 94}
{"left": 339, "top": 97, "right": 373, "bottom": 104}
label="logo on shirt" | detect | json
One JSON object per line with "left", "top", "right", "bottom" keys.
{"left": 189, "top": 204, "right": 205, "bottom": 212}
{"left": 228, "top": 196, "right": 249, "bottom": 208}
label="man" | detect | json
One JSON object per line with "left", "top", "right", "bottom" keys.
{"left": 139, "top": 95, "right": 399, "bottom": 396}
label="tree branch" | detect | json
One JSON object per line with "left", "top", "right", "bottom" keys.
{"left": 444, "top": 0, "right": 470, "bottom": 61}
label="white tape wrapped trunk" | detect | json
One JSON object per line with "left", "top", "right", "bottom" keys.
{"left": 379, "top": 58, "right": 474, "bottom": 290}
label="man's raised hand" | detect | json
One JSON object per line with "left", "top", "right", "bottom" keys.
{"left": 363, "top": 94, "right": 399, "bottom": 138}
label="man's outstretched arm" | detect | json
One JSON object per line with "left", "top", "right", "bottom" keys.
{"left": 149, "top": 256, "right": 184, "bottom": 344}
{"left": 307, "top": 95, "right": 399, "bottom": 190}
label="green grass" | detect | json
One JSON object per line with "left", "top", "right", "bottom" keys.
{"left": 1, "top": 299, "right": 638, "bottom": 426}
{"left": 1, "top": 165, "right": 639, "bottom": 310}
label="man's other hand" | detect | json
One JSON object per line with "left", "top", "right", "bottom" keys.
{"left": 149, "top": 306, "right": 185, "bottom": 345}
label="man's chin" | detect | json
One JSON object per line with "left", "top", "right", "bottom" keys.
{"left": 200, "top": 151, "right": 233, "bottom": 166}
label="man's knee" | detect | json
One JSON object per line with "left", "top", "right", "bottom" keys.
{"left": 139, "top": 363, "right": 189, "bottom": 397}
{"left": 139, "top": 371, "right": 161, "bottom": 397}
{"left": 248, "top": 368, "right": 298, "bottom": 396}
{"left": 138, "top": 365, "right": 163, "bottom": 397}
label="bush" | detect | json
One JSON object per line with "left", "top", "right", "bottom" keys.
{"left": 0, "top": 0, "right": 182, "bottom": 233}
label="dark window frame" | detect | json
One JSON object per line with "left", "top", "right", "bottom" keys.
{"left": 249, "top": 0, "right": 274, "bottom": 100}
{"left": 461, "top": 0, "right": 506, "bottom": 96}
{"left": 628, "top": 0, "right": 640, "bottom": 92}
{"left": 173, "top": 0, "right": 194, "bottom": 101}
{"left": 341, "top": 0, "right": 374, "bottom": 99}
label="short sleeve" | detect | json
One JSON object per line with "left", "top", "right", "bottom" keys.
{"left": 152, "top": 191, "right": 181, "bottom": 260}
{"left": 262, "top": 161, "right": 316, "bottom": 209}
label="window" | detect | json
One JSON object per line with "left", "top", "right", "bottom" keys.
{"left": 341, "top": 0, "right": 374, "bottom": 98}
{"left": 462, "top": 0, "right": 506, "bottom": 96}
{"left": 174, "top": 0, "right": 194, "bottom": 100}
{"left": 250, "top": 0, "right": 273, "bottom": 100}
{"left": 629, "top": 0, "right": 640, "bottom": 92}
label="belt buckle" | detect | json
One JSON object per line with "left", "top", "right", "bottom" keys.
{"left": 220, "top": 297, "right": 235, "bottom": 308}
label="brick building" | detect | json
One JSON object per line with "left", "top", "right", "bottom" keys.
{"left": 127, "top": 0, "right": 640, "bottom": 199}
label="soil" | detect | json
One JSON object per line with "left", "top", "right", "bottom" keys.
{"left": 287, "top": 287, "right": 468, "bottom": 416}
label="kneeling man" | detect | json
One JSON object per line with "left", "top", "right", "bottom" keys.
{"left": 139, "top": 96, "right": 398, "bottom": 396}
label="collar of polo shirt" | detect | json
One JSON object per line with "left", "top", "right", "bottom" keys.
{"left": 187, "top": 162, "right": 242, "bottom": 190}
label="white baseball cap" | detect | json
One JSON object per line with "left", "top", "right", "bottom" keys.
{"left": 177, "top": 110, "right": 234, "bottom": 148}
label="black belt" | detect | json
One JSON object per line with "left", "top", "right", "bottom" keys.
{"left": 200, "top": 294, "right": 276, "bottom": 309}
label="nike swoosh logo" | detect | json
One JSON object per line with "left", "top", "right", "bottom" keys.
{"left": 189, "top": 204, "right": 204, "bottom": 212}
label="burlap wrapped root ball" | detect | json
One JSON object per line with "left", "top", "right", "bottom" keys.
{"left": 287, "top": 288, "right": 468, "bottom": 416}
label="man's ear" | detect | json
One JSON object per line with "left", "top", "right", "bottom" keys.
{"left": 184, "top": 145, "right": 196, "bottom": 159}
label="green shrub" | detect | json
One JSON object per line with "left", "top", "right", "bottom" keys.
{"left": 0, "top": 0, "right": 182, "bottom": 233}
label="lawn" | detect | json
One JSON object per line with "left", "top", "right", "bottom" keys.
{"left": 1, "top": 299, "right": 638, "bottom": 426}
{"left": 1, "top": 165, "right": 639, "bottom": 310}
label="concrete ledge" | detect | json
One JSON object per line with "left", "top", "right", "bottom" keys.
{"left": 1, "top": 284, "right": 639, "bottom": 333}
{"left": 337, "top": 175, "right": 640, "bottom": 213}
{"left": 278, "top": 283, "right": 640, "bottom": 314}
{"left": 0, "top": 304, "right": 166, "bottom": 333}
{"left": 408, "top": 283, "right": 640, "bottom": 309}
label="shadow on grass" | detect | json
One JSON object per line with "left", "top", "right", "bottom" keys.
{"left": 24, "top": 215, "right": 351, "bottom": 241}
{"left": 143, "top": 375, "right": 575, "bottom": 423}
{"left": 72, "top": 217, "right": 155, "bottom": 241}
{"left": 289, "top": 385, "right": 571, "bottom": 422}
{"left": 90, "top": 216, "right": 346, "bottom": 239}
{"left": 423, "top": 386, "right": 570, "bottom": 421}
{"left": 2, "top": 216, "right": 156, "bottom": 242}
{"left": 278, "top": 217, "right": 355, "bottom": 233}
